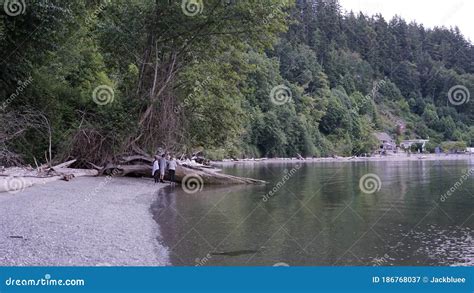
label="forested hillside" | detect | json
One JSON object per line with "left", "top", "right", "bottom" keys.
{"left": 1, "top": 0, "right": 473, "bottom": 166}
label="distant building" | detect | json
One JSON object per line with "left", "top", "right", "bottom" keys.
{"left": 400, "top": 139, "right": 429, "bottom": 152}
{"left": 375, "top": 132, "right": 396, "bottom": 151}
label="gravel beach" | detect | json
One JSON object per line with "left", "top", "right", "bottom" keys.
{"left": 0, "top": 177, "right": 169, "bottom": 266}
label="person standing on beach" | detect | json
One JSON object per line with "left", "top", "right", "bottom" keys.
{"left": 159, "top": 154, "right": 167, "bottom": 183}
{"left": 168, "top": 156, "right": 177, "bottom": 186}
{"left": 152, "top": 155, "right": 160, "bottom": 183}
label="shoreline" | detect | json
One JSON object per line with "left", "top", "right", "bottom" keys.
{"left": 212, "top": 153, "right": 473, "bottom": 166}
{"left": 0, "top": 177, "right": 170, "bottom": 266}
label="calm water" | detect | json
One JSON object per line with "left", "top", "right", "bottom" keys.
{"left": 151, "top": 160, "right": 473, "bottom": 266}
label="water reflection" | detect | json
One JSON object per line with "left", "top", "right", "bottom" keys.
{"left": 152, "top": 160, "right": 473, "bottom": 266}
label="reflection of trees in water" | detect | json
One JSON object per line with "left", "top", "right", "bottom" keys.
{"left": 153, "top": 162, "right": 473, "bottom": 265}
{"left": 152, "top": 184, "right": 266, "bottom": 265}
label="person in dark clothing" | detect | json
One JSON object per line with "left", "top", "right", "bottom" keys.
{"left": 152, "top": 155, "right": 160, "bottom": 183}
{"left": 159, "top": 154, "right": 167, "bottom": 183}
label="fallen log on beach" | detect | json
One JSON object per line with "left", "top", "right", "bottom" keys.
{"left": 0, "top": 161, "right": 99, "bottom": 193}
{"left": 0, "top": 176, "right": 63, "bottom": 193}
{"left": 179, "top": 165, "right": 266, "bottom": 184}
{"left": 98, "top": 163, "right": 266, "bottom": 185}
{"left": 94, "top": 154, "right": 266, "bottom": 185}
{"left": 1, "top": 151, "right": 266, "bottom": 193}
{"left": 0, "top": 161, "right": 98, "bottom": 178}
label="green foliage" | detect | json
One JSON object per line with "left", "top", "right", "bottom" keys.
{"left": 377, "top": 80, "right": 403, "bottom": 102}
{"left": 441, "top": 141, "right": 468, "bottom": 153}
{"left": 1, "top": 0, "right": 472, "bottom": 164}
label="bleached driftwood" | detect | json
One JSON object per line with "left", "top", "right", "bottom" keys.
{"left": 0, "top": 162, "right": 98, "bottom": 193}
{"left": 95, "top": 154, "right": 266, "bottom": 185}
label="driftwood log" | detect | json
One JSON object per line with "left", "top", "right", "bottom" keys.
{"left": 1, "top": 152, "right": 266, "bottom": 194}
{"left": 95, "top": 155, "right": 266, "bottom": 185}
{"left": 0, "top": 160, "right": 99, "bottom": 193}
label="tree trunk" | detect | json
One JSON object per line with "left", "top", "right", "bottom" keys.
{"left": 100, "top": 163, "right": 266, "bottom": 185}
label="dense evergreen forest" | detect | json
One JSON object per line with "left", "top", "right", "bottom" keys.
{"left": 1, "top": 0, "right": 473, "bottom": 166}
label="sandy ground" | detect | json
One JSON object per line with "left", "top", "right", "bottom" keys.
{"left": 212, "top": 153, "right": 474, "bottom": 166}
{"left": 0, "top": 177, "right": 169, "bottom": 266}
